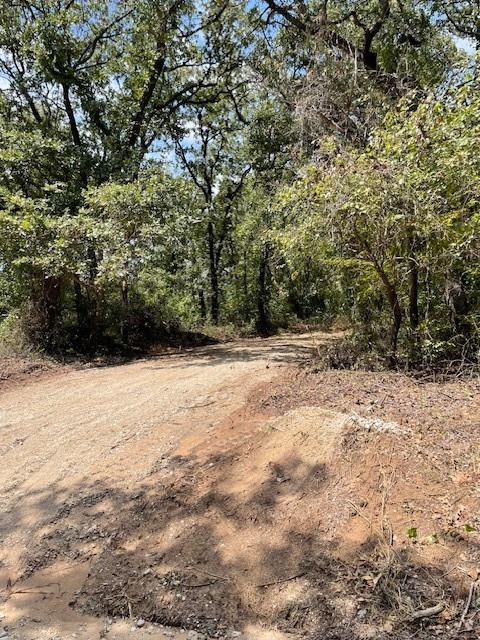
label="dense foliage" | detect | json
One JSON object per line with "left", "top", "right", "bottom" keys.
{"left": 0, "top": 0, "right": 479, "bottom": 367}
{"left": 273, "top": 88, "right": 480, "bottom": 365}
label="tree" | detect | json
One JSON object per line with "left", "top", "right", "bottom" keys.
{"left": 0, "top": 0, "right": 479, "bottom": 370}
{"left": 0, "top": 0, "right": 244, "bottom": 343}
{"left": 171, "top": 90, "right": 251, "bottom": 324}
{"left": 251, "top": 0, "right": 461, "bottom": 146}
{"left": 271, "top": 85, "right": 480, "bottom": 365}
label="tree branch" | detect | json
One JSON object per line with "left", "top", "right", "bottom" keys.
{"left": 74, "top": 8, "right": 134, "bottom": 69}
{"left": 61, "top": 82, "right": 81, "bottom": 146}
{"left": 127, "top": 1, "right": 184, "bottom": 148}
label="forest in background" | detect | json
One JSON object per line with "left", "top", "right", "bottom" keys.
{"left": 0, "top": 0, "right": 479, "bottom": 369}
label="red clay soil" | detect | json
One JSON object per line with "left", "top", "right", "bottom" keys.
{"left": 1, "top": 335, "right": 479, "bottom": 640}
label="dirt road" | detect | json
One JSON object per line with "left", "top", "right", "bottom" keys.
{"left": 1, "top": 332, "right": 479, "bottom": 640}
{"left": 0, "top": 333, "right": 322, "bottom": 640}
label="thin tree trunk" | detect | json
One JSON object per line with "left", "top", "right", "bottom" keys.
{"left": 354, "top": 229, "right": 403, "bottom": 364}
{"left": 407, "top": 258, "right": 420, "bottom": 364}
{"left": 243, "top": 250, "right": 248, "bottom": 320}
{"left": 208, "top": 220, "right": 219, "bottom": 324}
{"left": 376, "top": 266, "right": 402, "bottom": 364}
{"left": 406, "top": 226, "right": 420, "bottom": 364}
{"left": 409, "top": 260, "right": 419, "bottom": 329}
{"left": 199, "top": 289, "right": 207, "bottom": 321}
{"left": 121, "top": 280, "right": 129, "bottom": 344}
{"left": 407, "top": 228, "right": 419, "bottom": 330}
{"left": 257, "top": 243, "right": 271, "bottom": 335}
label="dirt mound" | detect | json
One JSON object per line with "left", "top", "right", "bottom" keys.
{"left": 62, "top": 402, "right": 477, "bottom": 638}
{"left": 0, "top": 355, "right": 62, "bottom": 390}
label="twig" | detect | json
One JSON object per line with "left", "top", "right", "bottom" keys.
{"left": 256, "top": 572, "right": 305, "bottom": 588}
{"left": 182, "top": 580, "right": 217, "bottom": 588}
{"left": 180, "top": 401, "right": 215, "bottom": 410}
{"left": 185, "top": 566, "right": 229, "bottom": 581}
{"left": 7, "top": 589, "right": 60, "bottom": 597}
{"left": 411, "top": 602, "right": 445, "bottom": 620}
{"left": 111, "top": 433, "right": 136, "bottom": 450}
{"left": 457, "top": 579, "right": 478, "bottom": 630}
{"left": 346, "top": 499, "right": 372, "bottom": 529}
{"left": 441, "top": 565, "right": 461, "bottom": 579}
{"left": 2, "top": 581, "right": 61, "bottom": 597}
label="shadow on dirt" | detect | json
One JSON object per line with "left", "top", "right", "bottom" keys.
{"left": 143, "top": 341, "right": 317, "bottom": 371}
{"left": 3, "top": 444, "right": 474, "bottom": 640}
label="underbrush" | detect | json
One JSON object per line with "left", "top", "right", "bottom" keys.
{"left": 196, "top": 321, "right": 258, "bottom": 342}
{"left": 0, "top": 310, "right": 41, "bottom": 358}
{"left": 310, "top": 332, "right": 480, "bottom": 379}
{"left": 0, "top": 311, "right": 61, "bottom": 385}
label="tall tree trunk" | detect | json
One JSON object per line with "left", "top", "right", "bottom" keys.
{"left": 407, "top": 227, "right": 420, "bottom": 363}
{"left": 243, "top": 250, "right": 249, "bottom": 320}
{"left": 376, "top": 266, "right": 402, "bottom": 364}
{"left": 257, "top": 243, "right": 271, "bottom": 335}
{"left": 407, "top": 256, "right": 420, "bottom": 365}
{"left": 208, "top": 221, "right": 219, "bottom": 324}
{"left": 407, "top": 228, "right": 419, "bottom": 330}
{"left": 389, "top": 289, "right": 403, "bottom": 363}
{"left": 409, "top": 260, "right": 419, "bottom": 329}
{"left": 121, "top": 280, "right": 129, "bottom": 344}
